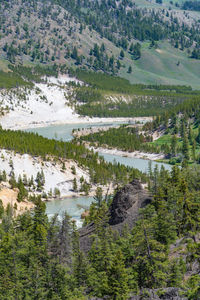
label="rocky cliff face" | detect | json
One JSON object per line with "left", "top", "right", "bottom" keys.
{"left": 79, "top": 179, "right": 152, "bottom": 252}
{"left": 108, "top": 179, "right": 152, "bottom": 230}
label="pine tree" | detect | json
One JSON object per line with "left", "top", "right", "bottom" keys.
{"left": 72, "top": 222, "right": 89, "bottom": 288}
{"left": 0, "top": 200, "right": 4, "bottom": 218}
{"left": 192, "top": 140, "right": 196, "bottom": 161}
{"left": 108, "top": 250, "right": 130, "bottom": 299}
{"left": 71, "top": 46, "right": 78, "bottom": 60}
{"left": 171, "top": 134, "right": 178, "bottom": 157}
{"left": 182, "top": 132, "right": 190, "bottom": 160}
{"left": 128, "top": 66, "right": 132, "bottom": 73}
{"left": 168, "top": 259, "right": 184, "bottom": 287}
{"left": 196, "top": 126, "right": 200, "bottom": 144}
{"left": 73, "top": 178, "right": 78, "bottom": 192}
{"left": 188, "top": 125, "right": 193, "bottom": 144}
{"left": 120, "top": 49, "right": 124, "bottom": 59}
{"left": 31, "top": 197, "right": 48, "bottom": 248}
{"left": 131, "top": 207, "right": 169, "bottom": 289}
{"left": 94, "top": 187, "right": 103, "bottom": 208}
{"left": 129, "top": 42, "right": 134, "bottom": 52}
{"left": 17, "top": 176, "right": 28, "bottom": 202}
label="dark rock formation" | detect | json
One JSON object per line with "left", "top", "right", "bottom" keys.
{"left": 79, "top": 221, "right": 96, "bottom": 253}
{"left": 79, "top": 179, "right": 152, "bottom": 252}
{"left": 129, "top": 288, "right": 187, "bottom": 300}
{"left": 108, "top": 179, "right": 152, "bottom": 231}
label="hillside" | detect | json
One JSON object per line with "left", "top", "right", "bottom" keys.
{"left": 0, "top": 0, "right": 200, "bottom": 86}
{"left": 1, "top": 165, "right": 200, "bottom": 299}
{"left": 1, "top": 1, "right": 200, "bottom": 299}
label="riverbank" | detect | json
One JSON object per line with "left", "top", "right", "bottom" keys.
{"left": 0, "top": 149, "right": 113, "bottom": 202}
{"left": 72, "top": 122, "right": 147, "bottom": 138}
{"left": 90, "top": 146, "right": 165, "bottom": 161}
{"left": 1, "top": 115, "right": 152, "bottom": 131}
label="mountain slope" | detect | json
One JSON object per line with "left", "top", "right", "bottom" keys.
{"left": 0, "top": 0, "right": 200, "bottom": 86}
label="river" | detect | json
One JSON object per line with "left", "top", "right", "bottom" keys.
{"left": 45, "top": 196, "right": 94, "bottom": 228}
{"left": 25, "top": 122, "right": 171, "bottom": 173}
{"left": 25, "top": 122, "right": 171, "bottom": 226}
{"left": 25, "top": 121, "right": 130, "bottom": 141}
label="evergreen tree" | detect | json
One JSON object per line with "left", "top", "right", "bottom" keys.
{"left": 128, "top": 66, "right": 132, "bottom": 73}
{"left": 171, "top": 134, "right": 178, "bottom": 157}
{"left": 73, "top": 178, "right": 78, "bottom": 192}
{"left": 120, "top": 49, "right": 124, "bottom": 59}
{"left": 196, "top": 126, "right": 200, "bottom": 144}
{"left": 108, "top": 250, "right": 130, "bottom": 299}
{"left": 93, "top": 187, "right": 103, "bottom": 208}
{"left": 182, "top": 132, "right": 190, "bottom": 160}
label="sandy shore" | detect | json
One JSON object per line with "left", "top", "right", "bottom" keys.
{"left": 72, "top": 122, "right": 146, "bottom": 138}
{"left": 90, "top": 146, "right": 165, "bottom": 161}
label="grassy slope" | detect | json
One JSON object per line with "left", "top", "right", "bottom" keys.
{"left": 87, "top": 0, "right": 200, "bottom": 89}
{"left": 134, "top": 0, "right": 186, "bottom": 9}
{"left": 6, "top": 40, "right": 200, "bottom": 89}
{"left": 149, "top": 124, "right": 200, "bottom": 163}
{"left": 0, "top": 1, "right": 199, "bottom": 88}
{"left": 1, "top": 40, "right": 200, "bottom": 90}
{"left": 119, "top": 41, "right": 200, "bottom": 89}
{"left": 0, "top": 60, "right": 10, "bottom": 72}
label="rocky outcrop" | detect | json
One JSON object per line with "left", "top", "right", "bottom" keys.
{"left": 80, "top": 182, "right": 189, "bottom": 299}
{"left": 79, "top": 179, "right": 152, "bottom": 252}
{"left": 79, "top": 221, "right": 96, "bottom": 253}
{"left": 108, "top": 179, "right": 152, "bottom": 231}
{"left": 129, "top": 288, "right": 187, "bottom": 300}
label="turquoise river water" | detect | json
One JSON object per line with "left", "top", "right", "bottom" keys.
{"left": 25, "top": 122, "right": 171, "bottom": 226}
